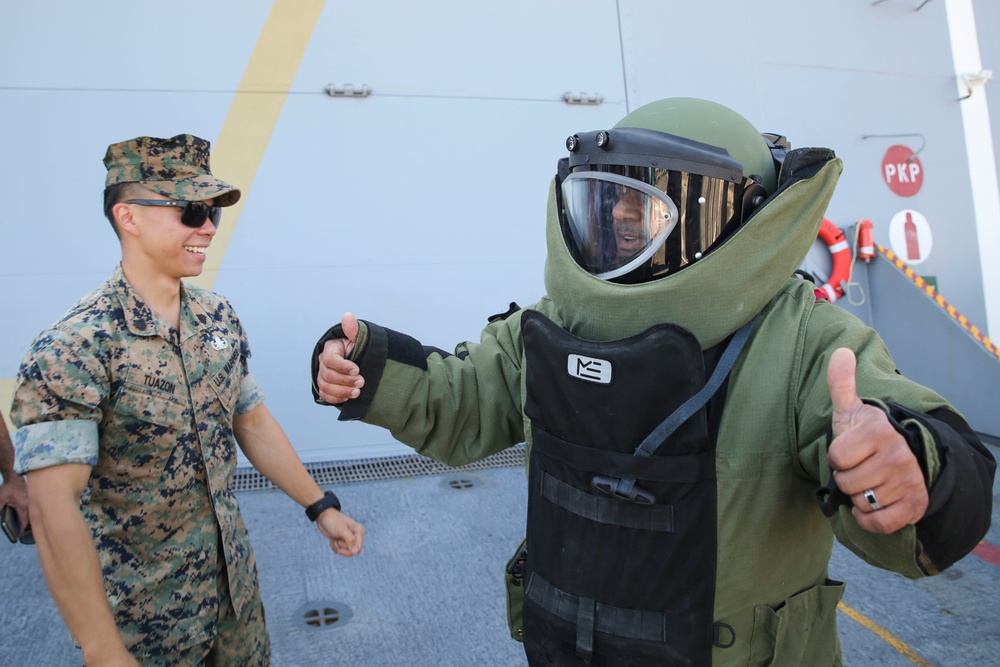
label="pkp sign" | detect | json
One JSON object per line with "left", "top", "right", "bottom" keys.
{"left": 882, "top": 145, "right": 923, "bottom": 197}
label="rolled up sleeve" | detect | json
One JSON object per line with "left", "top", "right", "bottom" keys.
{"left": 14, "top": 419, "right": 99, "bottom": 474}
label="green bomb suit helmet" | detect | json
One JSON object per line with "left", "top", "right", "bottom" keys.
{"left": 558, "top": 98, "right": 779, "bottom": 284}
{"left": 545, "top": 97, "right": 843, "bottom": 348}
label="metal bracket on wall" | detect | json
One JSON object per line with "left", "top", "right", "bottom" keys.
{"left": 959, "top": 70, "right": 993, "bottom": 101}
{"left": 324, "top": 83, "right": 371, "bottom": 97}
{"left": 861, "top": 133, "right": 926, "bottom": 161}
{"left": 871, "top": 0, "right": 933, "bottom": 9}
{"left": 563, "top": 92, "right": 603, "bottom": 105}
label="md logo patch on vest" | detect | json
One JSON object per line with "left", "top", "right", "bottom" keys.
{"left": 567, "top": 354, "right": 613, "bottom": 384}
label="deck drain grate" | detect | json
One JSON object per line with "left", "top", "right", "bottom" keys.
{"left": 295, "top": 600, "right": 352, "bottom": 631}
{"left": 443, "top": 475, "right": 478, "bottom": 490}
{"left": 234, "top": 443, "right": 525, "bottom": 492}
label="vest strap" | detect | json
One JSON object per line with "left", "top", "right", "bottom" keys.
{"left": 613, "top": 315, "right": 758, "bottom": 501}
{"left": 542, "top": 472, "right": 674, "bottom": 532}
{"left": 532, "top": 427, "right": 713, "bottom": 482}
{"left": 526, "top": 572, "right": 667, "bottom": 643}
{"left": 636, "top": 315, "right": 757, "bottom": 458}
{"left": 577, "top": 596, "right": 596, "bottom": 662}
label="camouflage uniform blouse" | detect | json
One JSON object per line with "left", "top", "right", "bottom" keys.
{"left": 11, "top": 264, "right": 264, "bottom": 656}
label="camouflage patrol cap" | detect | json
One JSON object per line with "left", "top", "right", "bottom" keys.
{"left": 103, "top": 134, "right": 241, "bottom": 206}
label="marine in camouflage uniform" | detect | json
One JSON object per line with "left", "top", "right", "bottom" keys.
{"left": 312, "top": 100, "right": 995, "bottom": 666}
{"left": 12, "top": 135, "right": 364, "bottom": 666}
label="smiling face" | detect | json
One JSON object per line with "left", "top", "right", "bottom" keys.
{"left": 113, "top": 188, "right": 218, "bottom": 282}
{"left": 611, "top": 189, "right": 671, "bottom": 262}
{"left": 611, "top": 189, "right": 645, "bottom": 259}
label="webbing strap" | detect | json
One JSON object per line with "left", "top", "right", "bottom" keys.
{"left": 525, "top": 572, "right": 667, "bottom": 643}
{"left": 613, "top": 315, "right": 757, "bottom": 500}
{"left": 635, "top": 315, "right": 757, "bottom": 458}
{"left": 542, "top": 472, "right": 675, "bottom": 532}
{"left": 577, "top": 597, "right": 596, "bottom": 662}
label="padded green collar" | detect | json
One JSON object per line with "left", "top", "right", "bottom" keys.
{"left": 543, "top": 151, "right": 843, "bottom": 348}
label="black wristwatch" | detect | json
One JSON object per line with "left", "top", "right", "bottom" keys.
{"left": 305, "top": 490, "right": 341, "bottom": 521}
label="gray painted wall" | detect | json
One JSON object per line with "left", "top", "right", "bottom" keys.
{"left": 1, "top": 0, "right": 995, "bottom": 459}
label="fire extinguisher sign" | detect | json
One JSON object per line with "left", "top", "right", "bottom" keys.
{"left": 882, "top": 145, "right": 923, "bottom": 197}
{"left": 889, "top": 209, "right": 933, "bottom": 265}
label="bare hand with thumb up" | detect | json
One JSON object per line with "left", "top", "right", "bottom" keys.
{"left": 316, "top": 312, "right": 365, "bottom": 404}
{"left": 826, "top": 347, "right": 929, "bottom": 534}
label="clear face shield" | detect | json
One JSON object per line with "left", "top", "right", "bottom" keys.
{"left": 559, "top": 165, "right": 746, "bottom": 283}
{"left": 560, "top": 171, "right": 679, "bottom": 281}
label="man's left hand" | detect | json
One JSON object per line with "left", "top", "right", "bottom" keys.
{"left": 316, "top": 509, "right": 365, "bottom": 557}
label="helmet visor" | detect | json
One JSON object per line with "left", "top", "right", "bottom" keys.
{"left": 560, "top": 171, "right": 679, "bottom": 280}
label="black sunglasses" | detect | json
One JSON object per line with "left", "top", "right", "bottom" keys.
{"left": 125, "top": 199, "right": 222, "bottom": 228}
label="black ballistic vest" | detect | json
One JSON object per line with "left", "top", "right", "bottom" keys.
{"left": 520, "top": 310, "right": 725, "bottom": 666}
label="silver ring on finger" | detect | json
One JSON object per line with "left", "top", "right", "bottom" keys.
{"left": 863, "top": 488, "right": 882, "bottom": 511}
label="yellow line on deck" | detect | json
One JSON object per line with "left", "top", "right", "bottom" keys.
{"left": 838, "top": 601, "right": 934, "bottom": 666}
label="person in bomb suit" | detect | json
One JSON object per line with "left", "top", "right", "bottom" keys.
{"left": 312, "top": 98, "right": 995, "bottom": 666}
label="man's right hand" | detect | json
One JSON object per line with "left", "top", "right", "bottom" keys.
{"left": 0, "top": 476, "right": 30, "bottom": 535}
{"left": 316, "top": 312, "right": 365, "bottom": 404}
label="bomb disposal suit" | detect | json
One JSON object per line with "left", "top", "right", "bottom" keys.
{"left": 312, "top": 99, "right": 995, "bottom": 666}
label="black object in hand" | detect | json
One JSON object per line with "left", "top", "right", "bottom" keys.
{"left": 1, "top": 504, "right": 34, "bottom": 545}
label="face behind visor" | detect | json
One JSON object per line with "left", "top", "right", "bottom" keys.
{"left": 558, "top": 126, "right": 770, "bottom": 284}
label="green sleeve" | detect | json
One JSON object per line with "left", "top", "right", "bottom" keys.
{"left": 319, "top": 311, "right": 527, "bottom": 467}
{"left": 795, "top": 299, "right": 954, "bottom": 578}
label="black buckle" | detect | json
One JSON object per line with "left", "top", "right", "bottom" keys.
{"left": 814, "top": 476, "right": 855, "bottom": 518}
{"left": 591, "top": 475, "right": 656, "bottom": 504}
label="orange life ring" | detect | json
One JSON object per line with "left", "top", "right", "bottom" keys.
{"left": 817, "top": 218, "right": 851, "bottom": 302}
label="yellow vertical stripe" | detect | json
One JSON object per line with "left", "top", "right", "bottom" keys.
{"left": 187, "top": 0, "right": 327, "bottom": 291}
{"left": 838, "top": 601, "right": 934, "bottom": 666}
